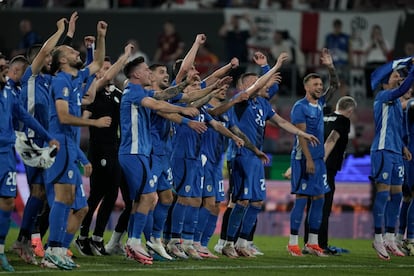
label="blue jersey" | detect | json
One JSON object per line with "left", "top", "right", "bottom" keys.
{"left": 231, "top": 97, "right": 275, "bottom": 156}
{"left": 291, "top": 97, "right": 325, "bottom": 160}
{"left": 119, "top": 82, "right": 152, "bottom": 156}
{"left": 407, "top": 99, "right": 414, "bottom": 153}
{"left": 49, "top": 68, "right": 90, "bottom": 143}
{"left": 371, "top": 71, "right": 414, "bottom": 154}
{"left": 19, "top": 66, "right": 52, "bottom": 143}
{"left": 201, "top": 103, "right": 234, "bottom": 164}
{"left": 172, "top": 106, "right": 213, "bottom": 159}
{"left": 0, "top": 79, "right": 52, "bottom": 152}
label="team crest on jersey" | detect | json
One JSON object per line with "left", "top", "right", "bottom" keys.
{"left": 149, "top": 179, "right": 155, "bottom": 188}
{"left": 63, "top": 87, "right": 69, "bottom": 97}
{"left": 382, "top": 172, "right": 389, "bottom": 180}
{"left": 185, "top": 185, "right": 191, "bottom": 193}
{"left": 100, "top": 159, "right": 107, "bottom": 167}
{"left": 301, "top": 183, "right": 307, "bottom": 190}
{"left": 68, "top": 170, "right": 74, "bottom": 179}
{"left": 244, "top": 187, "right": 249, "bottom": 195}
{"left": 207, "top": 185, "right": 212, "bottom": 192}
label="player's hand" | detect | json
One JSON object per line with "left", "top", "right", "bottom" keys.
{"left": 124, "top": 43, "right": 134, "bottom": 57}
{"left": 275, "top": 52, "right": 289, "bottom": 69}
{"left": 67, "top": 11, "right": 78, "bottom": 36}
{"left": 303, "top": 133, "right": 320, "bottom": 147}
{"left": 84, "top": 36, "right": 95, "bottom": 48}
{"left": 56, "top": 18, "right": 67, "bottom": 33}
{"left": 83, "top": 163, "right": 92, "bottom": 177}
{"left": 233, "top": 136, "right": 244, "bottom": 148}
{"left": 253, "top": 51, "right": 267, "bottom": 66}
{"left": 97, "top": 21, "right": 108, "bottom": 37}
{"left": 195, "top": 34, "right": 207, "bottom": 45}
{"left": 320, "top": 48, "right": 334, "bottom": 67}
{"left": 188, "top": 121, "right": 207, "bottom": 134}
{"left": 230, "top": 57, "right": 239, "bottom": 69}
{"left": 283, "top": 167, "right": 292, "bottom": 179}
{"left": 306, "top": 158, "right": 315, "bottom": 174}
{"left": 95, "top": 116, "right": 112, "bottom": 128}
{"left": 232, "top": 91, "right": 249, "bottom": 103}
{"left": 48, "top": 139, "right": 60, "bottom": 151}
{"left": 217, "top": 76, "right": 233, "bottom": 88}
{"left": 181, "top": 107, "right": 199, "bottom": 117}
{"left": 403, "top": 146, "right": 412, "bottom": 161}
{"left": 255, "top": 150, "right": 270, "bottom": 165}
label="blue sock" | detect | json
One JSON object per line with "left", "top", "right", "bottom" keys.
{"left": 226, "top": 204, "right": 246, "bottom": 242}
{"left": 373, "top": 190, "right": 389, "bottom": 234}
{"left": 385, "top": 192, "right": 402, "bottom": 233}
{"left": 153, "top": 202, "right": 171, "bottom": 239}
{"left": 182, "top": 206, "right": 199, "bottom": 241}
{"left": 201, "top": 213, "right": 218, "bottom": 247}
{"left": 48, "top": 201, "right": 70, "bottom": 247}
{"left": 62, "top": 232, "right": 74, "bottom": 249}
{"left": 128, "top": 214, "right": 134, "bottom": 238}
{"left": 194, "top": 207, "right": 210, "bottom": 242}
{"left": 0, "top": 209, "right": 12, "bottom": 245}
{"left": 20, "top": 196, "right": 43, "bottom": 237}
{"left": 290, "top": 198, "right": 307, "bottom": 235}
{"left": 399, "top": 200, "right": 410, "bottom": 235}
{"left": 407, "top": 200, "right": 414, "bottom": 239}
{"left": 59, "top": 206, "right": 71, "bottom": 245}
{"left": 239, "top": 205, "right": 262, "bottom": 240}
{"left": 143, "top": 210, "right": 153, "bottom": 242}
{"left": 308, "top": 197, "right": 324, "bottom": 233}
{"left": 132, "top": 212, "right": 147, "bottom": 240}
{"left": 170, "top": 203, "right": 188, "bottom": 238}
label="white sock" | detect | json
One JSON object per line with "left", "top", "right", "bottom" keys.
{"left": 31, "top": 233, "right": 41, "bottom": 240}
{"left": 384, "top": 232, "right": 395, "bottom": 242}
{"left": 236, "top": 238, "right": 247, "bottom": 248}
{"left": 217, "top": 239, "right": 225, "bottom": 246}
{"left": 375, "top": 233, "right": 384, "bottom": 243}
{"left": 92, "top": 235, "right": 103, "bottom": 242}
{"left": 308, "top": 233, "right": 318, "bottom": 245}
{"left": 289, "top": 234, "right": 298, "bottom": 245}
{"left": 130, "top": 238, "right": 141, "bottom": 248}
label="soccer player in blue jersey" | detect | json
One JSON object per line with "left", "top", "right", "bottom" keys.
{"left": 371, "top": 60, "right": 414, "bottom": 260}
{"left": 0, "top": 55, "right": 59, "bottom": 272}
{"left": 12, "top": 18, "right": 67, "bottom": 266}
{"left": 221, "top": 52, "right": 319, "bottom": 258}
{"left": 287, "top": 48, "right": 339, "bottom": 257}
{"left": 398, "top": 93, "right": 414, "bottom": 255}
{"left": 44, "top": 21, "right": 111, "bottom": 269}
{"left": 119, "top": 56, "right": 200, "bottom": 265}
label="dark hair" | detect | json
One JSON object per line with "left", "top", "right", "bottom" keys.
{"left": 333, "top": 19, "right": 342, "bottom": 26}
{"left": 26, "top": 44, "right": 42, "bottom": 64}
{"left": 123, "top": 56, "right": 145, "bottom": 78}
{"left": 104, "top": 56, "right": 112, "bottom": 63}
{"left": 303, "top": 73, "right": 321, "bottom": 85}
{"left": 149, "top": 63, "right": 166, "bottom": 72}
{"left": 50, "top": 46, "right": 63, "bottom": 75}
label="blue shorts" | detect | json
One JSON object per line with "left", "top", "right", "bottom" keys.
{"left": 371, "top": 150, "right": 404, "bottom": 186}
{"left": 172, "top": 157, "right": 201, "bottom": 198}
{"left": 203, "top": 160, "right": 225, "bottom": 202}
{"left": 151, "top": 154, "right": 173, "bottom": 192}
{"left": 291, "top": 158, "right": 330, "bottom": 196}
{"left": 25, "top": 166, "right": 45, "bottom": 186}
{"left": 0, "top": 149, "right": 17, "bottom": 198}
{"left": 45, "top": 141, "right": 79, "bottom": 185}
{"left": 231, "top": 155, "right": 265, "bottom": 202}
{"left": 119, "top": 154, "right": 154, "bottom": 201}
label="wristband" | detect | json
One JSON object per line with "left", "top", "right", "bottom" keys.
{"left": 181, "top": 118, "right": 190, "bottom": 126}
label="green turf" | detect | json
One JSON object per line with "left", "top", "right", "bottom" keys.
{"left": 2, "top": 228, "right": 414, "bottom": 275}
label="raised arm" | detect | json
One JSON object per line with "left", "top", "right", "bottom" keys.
{"left": 87, "top": 21, "right": 107, "bottom": 75}
{"left": 175, "top": 34, "right": 206, "bottom": 83}
{"left": 203, "top": 57, "right": 239, "bottom": 86}
{"left": 96, "top": 43, "right": 133, "bottom": 90}
{"left": 320, "top": 48, "right": 340, "bottom": 101}
{"left": 31, "top": 18, "right": 66, "bottom": 74}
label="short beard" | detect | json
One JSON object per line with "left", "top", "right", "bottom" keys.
{"left": 41, "top": 66, "right": 50, "bottom": 75}
{"left": 74, "top": 60, "right": 84, "bottom": 70}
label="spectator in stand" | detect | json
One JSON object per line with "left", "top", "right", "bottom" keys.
{"left": 195, "top": 43, "right": 219, "bottom": 80}
{"left": 12, "top": 19, "right": 42, "bottom": 57}
{"left": 153, "top": 20, "right": 185, "bottom": 65}
{"left": 219, "top": 13, "right": 257, "bottom": 85}
{"left": 364, "top": 24, "right": 391, "bottom": 98}
{"left": 324, "top": 19, "right": 352, "bottom": 86}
